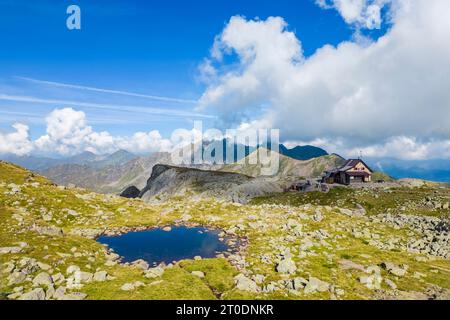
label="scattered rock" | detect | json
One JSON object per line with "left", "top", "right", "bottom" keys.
{"left": 191, "top": 271, "right": 205, "bottom": 278}
{"left": 145, "top": 267, "right": 164, "bottom": 279}
{"left": 293, "top": 277, "right": 308, "bottom": 291}
{"left": 181, "top": 214, "right": 192, "bottom": 221}
{"left": 132, "top": 259, "right": 149, "bottom": 271}
{"left": 0, "top": 246, "right": 23, "bottom": 254}
{"left": 37, "top": 262, "right": 51, "bottom": 271}
{"left": 313, "top": 210, "right": 323, "bottom": 222}
{"left": 32, "top": 225, "right": 64, "bottom": 237}
{"left": 32, "top": 272, "right": 53, "bottom": 287}
{"left": 62, "top": 292, "right": 88, "bottom": 300}
{"left": 53, "top": 286, "right": 67, "bottom": 300}
{"left": 384, "top": 278, "right": 397, "bottom": 290}
{"left": 276, "top": 258, "right": 297, "bottom": 274}
{"left": 121, "top": 281, "right": 145, "bottom": 291}
{"left": 234, "top": 274, "right": 260, "bottom": 293}
{"left": 252, "top": 274, "right": 265, "bottom": 284}
{"left": 3, "top": 262, "right": 15, "bottom": 274}
{"left": 19, "top": 288, "right": 46, "bottom": 300}
{"left": 8, "top": 271, "right": 27, "bottom": 285}
{"left": 66, "top": 265, "right": 80, "bottom": 275}
{"left": 105, "top": 260, "right": 117, "bottom": 267}
{"left": 46, "top": 285, "right": 55, "bottom": 299}
{"left": 52, "top": 273, "right": 65, "bottom": 284}
{"left": 120, "top": 186, "right": 141, "bottom": 199}
{"left": 304, "top": 277, "right": 330, "bottom": 294}
{"left": 339, "top": 208, "right": 353, "bottom": 216}
{"left": 381, "top": 262, "right": 408, "bottom": 277}
{"left": 76, "top": 271, "right": 93, "bottom": 283}
{"left": 93, "top": 271, "right": 108, "bottom": 282}
{"left": 121, "top": 283, "right": 135, "bottom": 291}
{"left": 338, "top": 259, "right": 366, "bottom": 272}
{"left": 358, "top": 274, "right": 382, "bottom": 290}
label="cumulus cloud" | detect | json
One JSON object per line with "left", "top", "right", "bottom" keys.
{"left": 198, "top": 0, "right": 450, "bottom": 160}
{"left": 0, "top": 108, "right": 176, "bottom": 156}
{"left": 284, "top": 136, "right": 450, "bottom": 160}
{"left": 116, "top": 131, "right": 172, "bottom": 154}
{"left": 0, "top": 123, "right": 34, "bottom": 156}
{"left": 315, "top": 0, "right": 392, "bottom": 29}
{"left": 349, "top": 137, "right": 450, "bottom": 160}
{"left": 198, "top": 16, "right": 303, "bottom": 124}
{"left": 35, "top": 108, "right": 116, "bottom": 156}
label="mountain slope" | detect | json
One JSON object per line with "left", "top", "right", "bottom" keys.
{"left": 41, "top": 148, "right": 344, "bottom": 196}
{"left": 221, "top": 149, "right": 345, "bottom": 182}
{"left": 137, "top": 164, "right": 282, "bottom": 203}
{"left": 42, "top": 152, "right": 172, "bottom": 194}
{"left": 1, "top": 160, "right": 449, "bottom": 300}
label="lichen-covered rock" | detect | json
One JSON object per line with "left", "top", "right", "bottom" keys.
{"left": 0, "top": 246, "right": 23, "bottom": 254}
{"left": 359, "top": 274, "right": 382, "bottom": 290}
{"left": 191, "top": 271, "right": 205, "bottom": 278}
{"left": 33, "top": 272, "right": 53, "bottom": 287}
{"left": 19, "top": 288, "right": 46, "bottom": 300}
{"left": 132, "top": 259, "right": 149, "bottom": 271}
{"left": 276, "top": 258, "right": 297, "bottom": 274}
{"left": 381, "top": 262, "right": 408, "bottom": 277}
{"left": 145, "top": 267, "right": 164, "bottom": 279}
{"left": 66, "top": 265, "right": 80, "bottom": 275}
{"left": 93, "top": 271, "right": 108, "bottom": 282}
{"left": 234, "top": 274, "right": 260, "bottom": 293}
{"left": 304, "top": 277, "right": 330, "bottom": 294}
{"left": 8, "top": 271, "right": 27, "bottom": 286}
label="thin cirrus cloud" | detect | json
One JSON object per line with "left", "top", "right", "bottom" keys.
{"left": 15, "top": 76, "right": 198, "bottom": 104}
{"left": 0, "top": 93, "right": 215, "bottom": 119}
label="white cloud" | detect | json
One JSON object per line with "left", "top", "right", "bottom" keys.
{"left": 116, "top": 131, "right": 172, "bottom": 154}
{"left": 35, "top": 108, "right": 115, "bottom": 156}
{"left": 0, "top": 107, "right": 174, "bottom": 157}
{"left": 0, "top": 108, "right": 213, "bottom": 157}
{"left": 0, "top": 123, "right": 34, "bottom": 156}
{"left": 198, "top": 16, "right": 303, "bottom": 124}
{"left": 315, "top": 0, "right": 392, "bottom": 29}
{"left": 198, "top": 0, "right": 450, "bottom": 160}
{"left": 284, "top": 136, "right": 450, "bottom": 160}
{"left": 350, "top": 136, "right": 450, "bottom": 160}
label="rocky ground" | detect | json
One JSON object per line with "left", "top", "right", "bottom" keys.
{"left": 0, "top": 161, "right": 449, "bottom": 300}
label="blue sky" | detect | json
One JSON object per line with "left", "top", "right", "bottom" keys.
{"left": 0, "top": 0, "right": 383, "bottom": 137}
{"left": 1, "top": 0, "right": 448, "bottom": 160}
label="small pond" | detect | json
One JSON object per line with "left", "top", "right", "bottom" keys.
{"left": 97, "top": 227, "right": 229, "bottom": 265}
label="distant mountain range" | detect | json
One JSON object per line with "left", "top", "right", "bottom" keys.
{"left": 1, "top": 150, "right": 136, "bottom": 172}
{"left": 1, "top": 142, "right": 449, "bottom": 189}
{"left": 0, "top": 142, "right": 327, "bottom": 172}
{"left": 198, "top": 140, "right": 328, "bottom": 163}
{"left": 279, "top": 145, "right": 328, "bottom": 161}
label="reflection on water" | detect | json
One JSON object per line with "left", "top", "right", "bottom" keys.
{"left": 97, "top": 227, "right": 228, "bottom": 265}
